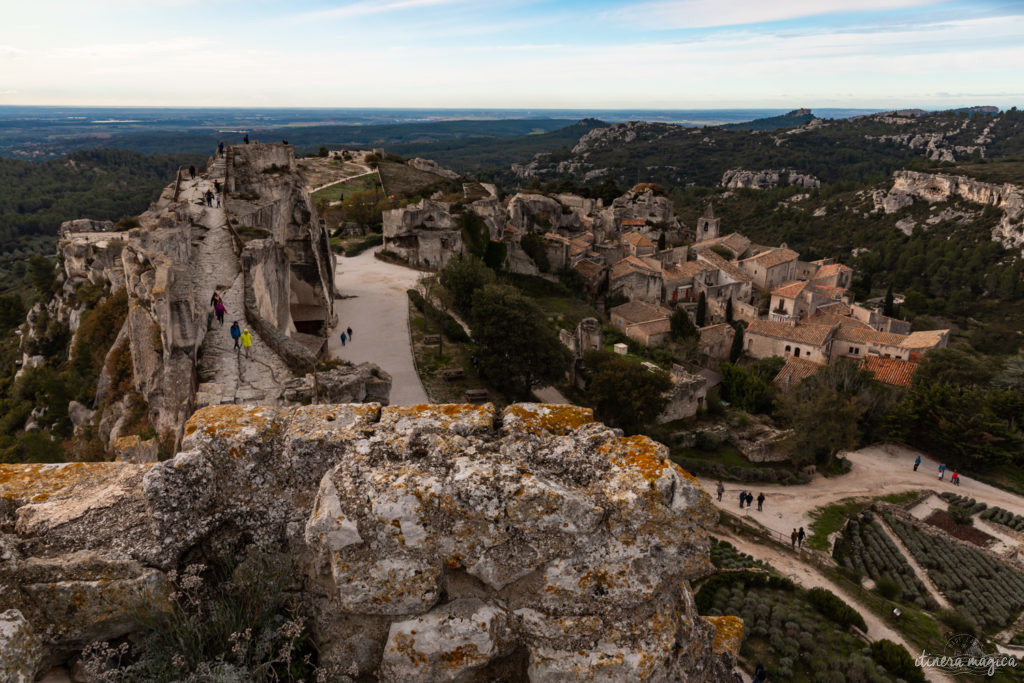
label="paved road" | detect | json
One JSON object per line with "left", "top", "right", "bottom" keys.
{"left": 328, "top": 247, "right": 429, "bottom": 405}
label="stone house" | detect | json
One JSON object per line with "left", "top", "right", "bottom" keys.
{"left": 849, "top": 303, "right": 912, "bottom": 335}
{"left": 382, "top": 199, "right": 462, "bottom": 269}
{"left": 610, "top": 300, "right": 672, "bottom": 346}
{"left": 830, "top": 326, "right": 911, "bottom": 362}
{"left": 618, "top": 218, "right": 648, "bottom": 232}
{"left": 609, "top": 256, "right": 663, "bottom": 303}
{"left": 744, "top": 319, "right": 836, "bottom": 364}
{"left": 768, "top": 280, "right": 844, "bottom": 322}
{"left": 690, "top": 232, "right": 751, "bottom": 260}
{"left": 663, "top": 261, "right": 715, "bottom": 305}
{"left": 772, "top": 356, "right": 823, "bottom": 390}
{"left": 559, "top": 317, "right": 603, "bottom": 387}
{"left": 811, "top": 262, "right": 854, "bottom": 289}
{"left": 573, "top": 259, "right": 608, "bottom": 296}
{"left": 694, "top": 251, "right": 754, "bottom": 320}
{"left": 543, "top": 232, "right": 571, "bottom": 271}
{"left": 899, "top": 329, "right": 950, "bottom": 360}
{"left": 698, "top": 323, "right": 735, "bottom": 362}
{"left": 738, "top": 247, "right": 799, "bottom": 291}
{"left": 622, "top": 231, "right": 656, "bottom": 258}
{"left": 657, "top": 365, "right": 709, "bottom": 423}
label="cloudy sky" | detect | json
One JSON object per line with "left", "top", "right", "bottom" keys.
{"left": 1, "top": 0, "right": 1022, "bottom": 108}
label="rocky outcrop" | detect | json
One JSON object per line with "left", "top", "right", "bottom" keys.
{"left": 0, "top": 609, "right": 43, "bottom": 682}
{"left": 507, "top": 192, "right": 582, "bottom": 233}
{"left": 407, "top": 158, "right": 460, "bottom": 180}
{"left": 880, "top": 170, "right": 1024, "bottom": 251}
{"left": 720, "top": 168, "right": 821, "bottom": 190}
{"left": 381, "top": 199, "right": 462, "bottom": 268}
{"left": 0, "top": 402, "right": 737, "bottom": 681}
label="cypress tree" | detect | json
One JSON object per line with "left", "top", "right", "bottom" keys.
{"left": 696, "top": 292, "right": 707, "bottom": 327}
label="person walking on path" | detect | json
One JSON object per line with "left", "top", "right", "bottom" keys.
{"left": 952, "top": 470, "right": 961, "bottom": 486}
{"left": 189, "top": 165, "right": 196, "bottom": 180}
{"left": 218, "top": 141, "right": 224, "bottom": 156}
{"left": 240, "top": 328, "right": 252, "bottom": 359}
{"left": 243, "top": 134, "right": 249, "bottom": 144}
{"left": 746, "top": 492, "right": 754, "bottom": 508}
{"left": 797, "top": 527, "right": 805, "bottom": 548}
{"left": 230, "top": 321, "right": 241, "bottom": 350}
{"left": 914, "top": 455, "right": 921, "bottom": 471}
{"left": 716, "top": 481, "right": 724, "bottom": 502}
{"left": 214, "top": 301, "right": 226, "bottom": 326}
{"left": 205, "top": 190, "right": 214, "bottom": 207}
{"left": 210, "top": 291, "right": 222, "bottom": 309}
{"left": 757, "top": 492, "right": 765, "bottom": 512}
{"left": 347, "top": 326, "right": 353, "bottom": 340}
{"left": 739, "top": 490, "right": 746, "bottom": 509}
{"left": 791, "top": 529, "right": 798, "bottom": 549}
{"left": 340, "top": 332, "right": 347, "bottom": 346}
{"left": 939, "top": 463, "right": 947, "bottom": 481}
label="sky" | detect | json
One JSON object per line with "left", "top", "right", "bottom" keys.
{"left": 1, "top": 0, "right": 1022, "bottom": 109}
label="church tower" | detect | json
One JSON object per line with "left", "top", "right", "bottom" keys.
{"left": 696, "top": 203, "right": 720, "bottom": 240}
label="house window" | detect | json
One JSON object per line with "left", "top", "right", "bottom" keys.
{"left": 794, "top": 348, "right": 801, "bottom": 358}
{"left": 785, "top": 345, "right": 791, "bottom": 352}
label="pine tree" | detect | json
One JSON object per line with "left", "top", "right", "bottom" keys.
{"left": 883, "top": 284, "right": 894, "bottom": 317}
{"left": 696, "top": 292, "right": 707, "bottom": 327}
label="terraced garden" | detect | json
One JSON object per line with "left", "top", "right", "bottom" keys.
{"left": 710, "top": 539, "right": 770, "bottom": 571}
{"left": 886, "top": 513, "right": 1024, "bottom": 631}
{"left": 833, "top": 512, "right": 932, "bottom": 608}
{"left": 980, "top": 505, "right": 1024, "bottom": 533}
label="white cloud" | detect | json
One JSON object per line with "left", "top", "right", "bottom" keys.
{"left": 293, "top": 0, "right": 470, "bottom": 22}
{"left": 617, "top": 0, "right": 947, "bottom": 29}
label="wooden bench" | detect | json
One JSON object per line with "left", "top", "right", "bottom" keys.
{"left": 423, "top": 335, "right": 441, "bottom": 345}
{"left": 441, "top": 368, "right": 465, "bottom": 381}
{"left": 463, "top": 389, "right": 489, "bottom": 403}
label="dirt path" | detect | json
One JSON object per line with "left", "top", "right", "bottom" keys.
{"left": 328, "top": 248, "right": 428, "bottom": 405}
{"left": 713, "top": 531, "right": 953, "bottom": 683}
{"left": 698, "top": 444, "right": 1024, "bottom": 542}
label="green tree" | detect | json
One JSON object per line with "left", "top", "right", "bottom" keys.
{"left": 341, "top": 190, "right": 386, "bottom": 233}
{"left": 483, "top": 240, "right": 507, "bottom": 271}
{"left": 470, "top": 285, "right": 571, "bottom": 400}
{"left": 670, "top": 308, "right": 698, "bottom": 341}
{"left": 728, "top": 322, "right": 744, "bottom": 363}
{"left": 439, "top": 253, "right": 495, "bottom": 316}
{"left": 520, "top": 232, "right": 550, "bottom": 273}
{"left": 318, "top": 146, "right": 328, "bottom": 157}
{"left": 695, "top": 292, "right": 707, "bottom": 327}
{"left": 882, "top": 283, "right": 895, "bottom": 317}
{"left": 459, "top": 212, "right": 491, "bottom": 260}
{"left": 718, "top": 362, "right": 775, "bottom": 414}
{"left": 582, "top": 350, "right": 672, "bottom": 434}
{"left": 778, "top": 377, "right": 865, "bottom": 468}
{"left": 28, "top": 254, "right": 55, "bottom": 296}
{"left": 725, "top": 297, "right": 733, "bottom": 324}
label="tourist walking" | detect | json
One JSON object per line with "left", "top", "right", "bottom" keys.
{"left": 938, "top": 463, "right": 946, "bottom": 481}
{"left": 210, "top": 291, "right": 222, "bottom": 308}
{"left": 716, "top": 481, "right": 724, "bottom": 502}
{"left": 189, "top": 165, "right": 196, "bottom": 180}
{"left": 243, "top": 134, "right": 249, "bottom": 144}
{"left": 914, "top": 455, "right": 921, "bottom": 471}
{"left": 240, "top": 328, "right": 252, "bottom": 359}
{"left": 347, "top": 326, "right": 353, "bottom": 340}
{"left": 757, "top": 492, "right": 765, "bottom": 512}
{"left": 230, "top": 321, "right": 241, "bottom": 350}
{"left": 791, "top": 529, "right": 798, "bottom": 549}
{"left": 797, "top": 527, "right": 805, "bottom": 548}
{"left": 340, "top": 332, "right": 347, "bottom": 346}
{"left": 218, "top": 141, "right": 224, "bottom": 156}
{"left": 214, "top": 301, "right": 226, "bottom": 326}
{"left": 952, "top": 470, "right": 960, "bottom": 486}
{"left": 739, "top": 491, "right": 746, "bottom": 510}
{"left": 746, "top": 492, "right": 754, "bottom": 508}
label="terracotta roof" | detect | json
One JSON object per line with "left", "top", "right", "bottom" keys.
{"left": 619, "top": 218, "right": 647, "bottom": 227}
{"left": 813, "top": 263, "right": 852, "bottom": 279}
{"left": 813, "top": 284, "right": 848, "bottom": 300}
{"left": 746, "top": 247, "right": 799, "bottom": 269}
{"left": 622, "top": 231, "right": 655, "bottom": 248}
{"left": 721, "top": 233, "right": 752, "bottom": 256}
{"left": 671, "top": 261, "right": 715, "bottom": 280}
{"left": 899, "top": 330, "right": 949, "bottom": 350}
{"left": 544, "top": 232, "right": 570, "bottom": 245}
{"left": 806, "top": 311, "right": 872, "bottom": 331}
{"left": 503, "top": 226, "right": 520, "bottom": 236}
{"left": 626, "top": 318, "right": 672, "bottom": 336}
{"left": 611, "top": 255, "right": 661, "bottom": 280}
{"left": 610, "top": 300, "right": 671, "bottom": 324}
{"left": 773, "top": 356, "right": 823, "bottom": 388}
{"left": 834, "top": 326, "right": 906, "bottom": 346}
{"left": 573, "top": 259, "right": 606, "bottom": 282}
{"left": 697, "top": 250, "right": 752, "bottom": 283}
{"left": 862, "top": 356, "right": 918, "bottom": 387}
{"left": 747, "top": 319, "right": 837, "bottom": 346}
{"left": 816, "top": 301, "right": 853, "bottom": 316}
{"left": 771, "top": 280, "right": 809, "bottom": 299}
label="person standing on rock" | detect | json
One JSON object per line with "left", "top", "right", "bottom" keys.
{"left": 914, "top": 455, "right": 921, "bottom": 471}
{"left": 797, "top": 527, "right": 805, "bottom": 548}
{"left": 757, "top": 492, "right": 765, "bottom": 511}
{"left": 240, "top": 328, "right": 252, "bottom": 359}
{"left": 189, "top": 165, "right": 196, "bottom": 180}
{"left": 243, "top": 134, "right": 249, "bottom": 144}
{"left": 205, "top": 190, "right": 214, "bottom": 207}
{"left": 791, "top": 529, "right": 798, "bottom": 549}
{"left": 716, "top": 481, "right": 724, "bottom": 502}
{"left": 230, "top": 321, "right": 241, "bottom": 350}
{"left": 218, "top": 141, "right": 224, "bottom": 156}
{"left": 340, "top": 331, "right": 347, "bottom": 346}
{"left": 215, "top": 301, "right": 226, "bottom": 327}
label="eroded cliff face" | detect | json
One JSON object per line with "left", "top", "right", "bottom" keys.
{"left": 0, "top": 403, "right": 738, "bottom": 681}
{"left": 30, "top": 143, "right": 384, "bottom": 459}
{"left": 879, "top": 170, "right": 1024, "bottom": 250}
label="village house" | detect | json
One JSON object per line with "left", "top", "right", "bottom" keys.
{"left": 849, "top": 302, "right": 912, "bottom": 335}
{"left": 738, "top": 247, "right": 800, "bottom": 291}
{"left": 772, "top": 356, "right": 824, "bottom": 390}
{"left": 744, "top": 319, "right": 836, "bottom": 364}
{"left": 572, "top": 259, "right": 608, "bottom": 297}
{"left": 811, "top": 262, "right": 855, "bottom": 289}
{"left": 698, "top": 323, "right": 735, "bottom": 362}
{"left": 861, "top": 356, "right": 918, "bottom": 387}
{"left": 543, "top": 232, "right": 571, "bottom": 270}
{"left": 663, "top": 261, "right": 714, "bottom": 305}
{"left": 690, "top": 232, "right": 752, "bottom": 260}
{"left": 559, "top": 317, "right": 603, "bottom": 388}
{"left": 694, "top": 251, "right": 756, "bottom": 321}
{"left": 899, "top": 329, "right": 951, "bottom": 360}
{"left": 768, "top": 280, "right": 846, "bottom": 322}
{"left": 610, "top": 300, "right": 673, "bottom": 346}
{"left": 622, "top": 231, "right": 656, "bottom": 258}
{"left": 829, "top": 326, "right": 910, "bottom": 362}
{"left": 609, "top": 256, "right": 663, "bottom": 303}
{"left": 657, "top": 365, "right": 710, "bottom": 423}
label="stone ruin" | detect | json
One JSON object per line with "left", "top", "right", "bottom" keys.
{"left": 0, "top": 402, "right": 739, "bottom": 681}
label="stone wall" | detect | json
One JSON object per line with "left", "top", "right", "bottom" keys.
{"left": 0, "top": 403, "right": 737, "bottom": 681}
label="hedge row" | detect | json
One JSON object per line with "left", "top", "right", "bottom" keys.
{"left": 407, "top": 289, "right": 471, "bottom": 343}
{"left": 673, "top": 457, "right": 811, "bottom": 486}
{"left": 833, "top": 512, "right": 930, "bottom": 607}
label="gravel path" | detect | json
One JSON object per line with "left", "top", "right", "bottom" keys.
{"left": 328, "top": 248, "right": 428, "bottom": 405}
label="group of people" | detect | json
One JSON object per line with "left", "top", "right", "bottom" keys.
{"left": 210, "top": 291, "right": 253, "bottom": 358}
{"left": 914, "top": 455, "right": 961, "bottom": 486}
{"left": 340, "top": 326, "right": 353, "bottom": 346}
{"left": 715, "top": 482, "right": 767, "bottom": 512}
{"left": 790, "top": 527, "right": 806, "bottom": 549}
{"left": 187, "top": 165, "right": 221, "bottom": 207}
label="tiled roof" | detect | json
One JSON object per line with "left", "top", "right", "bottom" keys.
{"left": 721, "top": 233, "right": 752, "bottom": 256}
{"left": 862, "top": 356, "right": 918, "bottom": 387}
{"left": 773, "top": 356, "right": 823, "bottom": 388}
{"left": 899, "top": 330, "right": 949, "bottom": 349}
{"left": 619, "top": 218, "right": 647, "bottom": 227}
{"left": 544, "top": 232, "right": 569, "bottom": 245}
{"left": 747, "top": 319, "right": 837, "bottom": 346}
{"left": 503, "top": 226, "right": 520, "bottom": 236}
{"left": 622, "top": 231, "right": 655, "bottom": 248}
{"left": 771, "top": 280, "right": 809, "bottom": 299}
{"left": 626, "top": 317, "right": 672, "bottom": 336}
{"left": 747, "top": 247, "right": 799, "bottom": 269}
{"left": 610, "top": 300, "right": 671, "bottom": 324}
{"left": 697, "top": 250, "right": 752, "bottom": 283}
{"left": 813, "top": 263, "right": 852, "bottom": 279}
{"left": 834, "top": 326, "right": 906, "bottom": 346}
{"left": 611, "top": 255, "right": 661, "bottom": 280}
{"left": 573, "top": 259, "right": 606, "bottom": 281}
{"left": 816, "top": 301, "right": 853, "bottom": 316}
{"left": 806, "top": 311, "right": 872, "bottom": 331}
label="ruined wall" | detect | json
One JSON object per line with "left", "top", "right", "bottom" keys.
{"left": 0, "top": 403, "right": 737, "bottom": 681}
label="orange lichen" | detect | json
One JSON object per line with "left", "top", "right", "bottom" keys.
{"left": 704, "top": 615, "right": 743, "bottom": 655}
{"left": 503, "top": 403, "right": 594, "bottom": 436}
{"left": 598, "top": 435, "right": 669, "bottom": 482}
{"left": 439, "top": 644, "right": 482, "bottom": 668}
{"left": 184, "top": 404, "right": 278, "bottom": 439}
{"left": 0, "top": 462, "right": 152, "bottom": 503}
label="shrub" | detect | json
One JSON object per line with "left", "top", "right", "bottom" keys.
{"left": 805, "top": 587, "right": 867, "bottom": 632}
{"left": 870, "top": 640, "right": 927, "bottom": 682}
{"left": 874, "top": 574, "right": 900, "bottom": 601}
{"left": 343, "top": 233, "right": 382, "bottom": 257}
{"left": 936, "top": 608, "right": 977, "bottom": 636}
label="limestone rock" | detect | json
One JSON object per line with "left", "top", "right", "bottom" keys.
{"left": 112, "top": 435, "right": 159, "bottom": 463}
{"left": 721, "top": 168, "right": 821, "bottom": 190}
{"left": 407, "top": 158, "right": 460, "bottom": 180}
{"left": 0, "top": 609, "right": 42, "bottom": 683}
{"left": 282, "top": 363, "right": 392, "bottom": 404}
{"left": 67, "top": 401, "right": 95, "bottom": 430}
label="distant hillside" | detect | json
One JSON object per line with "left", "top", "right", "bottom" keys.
{"left": 720, "top": 108, "right": 816, "bottom": 131}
